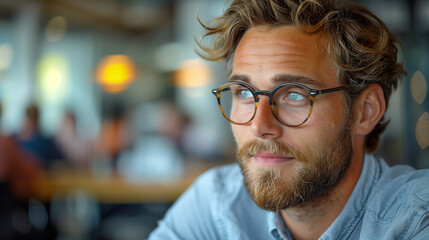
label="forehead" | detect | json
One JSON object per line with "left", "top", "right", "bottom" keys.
{"left": 232, "top": 25, "right": 337, "bottom": 87}
{"left": 236, "top": 25, "right": 326, "bottom": 56}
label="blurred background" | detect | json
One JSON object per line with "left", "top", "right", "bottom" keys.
{"left": 0, "top": 0, "right": 427, "bottom": 239}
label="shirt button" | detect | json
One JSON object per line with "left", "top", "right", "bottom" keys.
{"left": 271, "top": 229, "right": 281, "bottom": 239}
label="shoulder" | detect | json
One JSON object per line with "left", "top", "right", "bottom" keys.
{"left": 364, "top": 160, "right": 429, "bottom": 238}
{"left": 375, "top": 162, "right": 429, "bottom": 205}
{"left": 149, "top": 164, "right": 246, "bottom": 240}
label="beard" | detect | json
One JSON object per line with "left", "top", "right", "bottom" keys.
{"left": 237, "top": 121, "right": 353, "bottom": 212}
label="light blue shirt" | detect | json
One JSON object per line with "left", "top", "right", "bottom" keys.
{"left": 149, "top": 154, "right": 429, "bottom": 239}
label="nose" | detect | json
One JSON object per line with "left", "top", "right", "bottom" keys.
{"left": 250, "top": 97, "right": 282, "bottom": 140}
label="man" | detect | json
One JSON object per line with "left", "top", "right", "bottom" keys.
{"left": 149, "top": 0, "right": 429, "bottom": 239}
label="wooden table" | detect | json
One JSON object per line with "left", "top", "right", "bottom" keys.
{"left": 33, "top": 160, "right": 232, "bottom": 204}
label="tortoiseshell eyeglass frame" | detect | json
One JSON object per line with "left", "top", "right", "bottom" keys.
{"left": 212, "top": 81, "right": 346, "bottom": 127}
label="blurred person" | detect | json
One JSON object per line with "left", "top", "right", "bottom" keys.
{"left": 150, "top": 0, "right": 429, "bottom": 239}
{"left": 0, "top": 136, "right": 40, "bottom": 199}
{"left": 55, "top": 110, "right": 95, "bottom": 168}
{"left": 117, "top": 101, "right": 187, "bottom": 181}
{"left": 0, "top": 104, "right": 40, "bottom": 199}
{"left": 0, "top": 104, "right": 43, "bottom": 239}
{"left": 156, "top": 100, "right": 223, "bottom": 160}
{"left": 157, "top": 101, "right": 191, "bottom": 148}
{"left": 97, "top": 104, "right": 132, "bottom": 168}
{"left": 13, "top": 104, "right": 63, "bottom": 169}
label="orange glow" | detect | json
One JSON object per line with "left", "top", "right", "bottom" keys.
{"left": 96, "top": 55, "right": 136, "bottom": 93}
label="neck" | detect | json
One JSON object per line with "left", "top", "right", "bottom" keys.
{"left": 281, "top": 152, "right": 364, "bottom": 240}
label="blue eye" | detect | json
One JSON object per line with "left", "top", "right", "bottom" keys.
{"left": 240, "top": 90, "right": 253, "bottom": 98}
{"left": 288, "top": 92, "right": 304, "bottom": 101}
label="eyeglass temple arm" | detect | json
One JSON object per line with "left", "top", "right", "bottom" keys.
{"left": 311, "top": 86, "right": 346, "bottom": 96}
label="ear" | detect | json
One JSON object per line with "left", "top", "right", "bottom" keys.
{"left": 352, "top": 84, "right": 386, "bottom": 135}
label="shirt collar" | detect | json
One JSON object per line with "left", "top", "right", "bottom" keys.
{"left": 320, "top": 153, "right": 381, "bottom": 239}
{"left": 268, "top": 211, "right": 293, "bottom": 240}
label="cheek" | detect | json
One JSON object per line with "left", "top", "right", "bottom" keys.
{"left": 232, "top": 124, "right": 248, "bottom": 147}
{"left": 286, "top": 109, "right": 347, "bottom": 149}
{"left": 308, "top": 95, "right": 347, "bottom": 129}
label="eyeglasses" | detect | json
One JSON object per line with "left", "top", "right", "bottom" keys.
{"left": 212, "top": 81, "right": 345, "bottom": 127}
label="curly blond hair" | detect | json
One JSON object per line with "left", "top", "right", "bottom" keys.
{"left": 197, "top": 0, "right": 406, "bottom": 152}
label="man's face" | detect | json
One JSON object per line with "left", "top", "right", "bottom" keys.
{"left": 231, "top": 26, "right": 354, "bottom": 211}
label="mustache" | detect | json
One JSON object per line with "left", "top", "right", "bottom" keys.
{"left": 237, "top": 140, "right": 306, "bottom": 162}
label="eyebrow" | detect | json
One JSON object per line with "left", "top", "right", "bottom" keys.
{"left": 228, "top": 74, "right": 325, "bottom": 88}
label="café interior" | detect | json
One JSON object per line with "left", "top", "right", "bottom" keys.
{"left": 0, "top": 0, "right": 428, "bottom": 239}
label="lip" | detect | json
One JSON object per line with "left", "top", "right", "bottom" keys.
{"left": 252, "top": 152, "right": 294, "bottom": 167}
